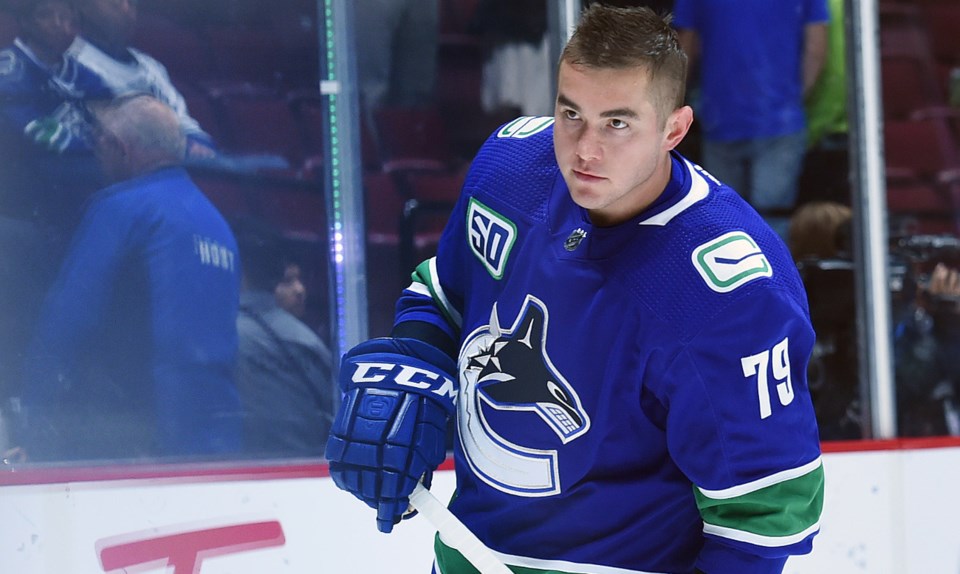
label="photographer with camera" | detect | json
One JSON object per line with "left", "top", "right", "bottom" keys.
{"left": 790, "top": 202, "right": 960, "bottom": 439}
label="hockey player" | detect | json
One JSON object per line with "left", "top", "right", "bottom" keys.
{"left": 326, "top": 5, "right": 824, "bottom": 573}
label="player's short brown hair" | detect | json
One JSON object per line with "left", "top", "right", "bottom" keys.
{"left": 561, "top": 4, "right": 687, "bottom": 125}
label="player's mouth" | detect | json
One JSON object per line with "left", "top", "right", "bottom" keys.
{"left": 572, "top": 169, "right": 605, "bottom": 183}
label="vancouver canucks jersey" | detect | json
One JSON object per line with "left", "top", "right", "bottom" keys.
{"left": 0, "top": 39, "right": 109, "bottom": 224}
{"left": 395, "top": 117, "right": 824, "bottom": 574}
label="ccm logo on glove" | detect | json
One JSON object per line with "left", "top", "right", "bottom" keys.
{"left": 351, "top": 362, "right": 457, "bottom": 403}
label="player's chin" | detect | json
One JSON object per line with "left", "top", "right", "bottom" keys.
{"left": 568, "top": 186, "right": 606, "bottom": 211}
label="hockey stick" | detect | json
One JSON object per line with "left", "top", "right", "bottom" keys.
{"left": 409, "top": 482, "right": 513, "bottom": 574}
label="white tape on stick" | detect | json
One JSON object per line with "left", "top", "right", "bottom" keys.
{"left": 408, "top": 482, "right": 513, "bottom": 574}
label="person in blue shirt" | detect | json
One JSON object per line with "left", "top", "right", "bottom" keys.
{"left": 326, "top": 5, "right": 823, "bottom": 573}
{"left": 19, "top": 94, "right": 242, "bottom": 461}
{"left": 673, "top": 0, "right": 829, "bottom": 236}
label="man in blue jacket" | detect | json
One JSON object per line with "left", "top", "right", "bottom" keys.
{"left": 19, "top": 94, "right": 242, "bottom": 461}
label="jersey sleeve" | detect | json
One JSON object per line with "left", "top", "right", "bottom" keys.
{"left": 660, "top": 285, "right": 824, "bottom": 573}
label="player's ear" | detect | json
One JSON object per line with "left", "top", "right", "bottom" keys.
{"left": 662, "top": 105, "right": 693, "bottom": 152}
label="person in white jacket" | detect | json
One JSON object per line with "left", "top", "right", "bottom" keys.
{"left": 66, "top": 0, "right": 216, "bottom": 159}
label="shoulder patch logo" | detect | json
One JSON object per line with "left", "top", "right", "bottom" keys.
{"left": 692, "top": 231, "right": 772, "bottom": 293}
{"left": 467, "top": 197, "right": 517, "bottom": 279}
{"left": 497, "top": 116, "right": 554, "bottom": 139}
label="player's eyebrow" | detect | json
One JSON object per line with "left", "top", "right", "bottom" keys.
{"left": 556, "top": 93, "right": 579, "bottom": 111}
{"left": 556, "top": 93, "right": 639, "bottom": 119}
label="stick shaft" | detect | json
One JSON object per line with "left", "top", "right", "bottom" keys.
{"left": 409, "top": 483, "right": 512, "bottom": 574}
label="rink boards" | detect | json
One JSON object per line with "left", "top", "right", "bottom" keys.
{"left": 2, "top": 439, "right": 960, "bottom": 573}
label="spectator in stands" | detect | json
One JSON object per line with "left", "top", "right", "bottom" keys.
{"left": 66, "top": 0, "right": 216, "bottom": 159}
{"left": 895, "top": 257, "right": 960, "bottom": 438}
{"left": 233, "top": 218, "right": 334, "bottom": 458}
{"left": 18, "top": 94, "right": 242, "bottom": 461}
{"left": 674, "top": 0, "right": 829, "bottom": 237}
{"left": 274, "top": 261, "right": 307, "bottom": 319}
{"left": 800, "top": 0, "right": 850, "bottom": 205}
{"left": 353, "top": 0, "right": 438, "bottom": 117}
{"left": 788, "top": 201, "right": 861, "bottom": 440}
{"left": 788, "top": 199, "right": 851, "bottom": 261}
{"left": 0, "top": 0, "right": 109, "bottom": 226}
{"left": 791, "top": 202, "right": 960, "bottom": 439}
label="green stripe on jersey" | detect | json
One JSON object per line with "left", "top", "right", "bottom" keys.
{"left": 436, "top": 534, "right": 568, "bottom": 574}
{"left": 410, "top": 257, "right": 462, "bottom": 329}
{"left": 434, "top": 535, "right": 662, "bottom": 574}
{"left": 694, "top": 460, "right": 824, "bottom": 546}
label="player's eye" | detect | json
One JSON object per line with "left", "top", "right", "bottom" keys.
{"left": 609, "top": 118, "right": 628, "bottom": 129}
{"left": 562, "top": 109, "right": 580, "bottom": 121}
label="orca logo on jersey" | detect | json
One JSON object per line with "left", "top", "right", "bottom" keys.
{"left": 467, "top": 198, "right": 517, "bottom": 279}
{"left": 457, "top": 295, "right": 590, "bottom": 497}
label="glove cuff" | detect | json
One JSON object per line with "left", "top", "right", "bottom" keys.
{"left": 340, "top": 337, "right": 458, "bottom": 415}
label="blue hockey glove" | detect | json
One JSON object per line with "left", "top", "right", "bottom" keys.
{"left": 325, "top": 337, "right": 457, "bottom": 533}
{"left": 25, "top": 115, "right": 73, "bottom": 153}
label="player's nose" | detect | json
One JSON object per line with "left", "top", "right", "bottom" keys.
{"left": 575, "top": 128, "right": 602, "bottom": 161}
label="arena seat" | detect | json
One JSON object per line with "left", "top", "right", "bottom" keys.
{"left": 254, "top": 179, "right": 327, "bottom": 244}
{"left": 886, "top": 171, "right": 959, "bottom": 236}
{"left": 878, "top": 3, "right": 931, "bottom": 59}
{"left": 883, "top": 116, "right": 960, "bottom": 178}
{"left": 919, "top": 3, "right": 960, "bottom": 67}
{"left": 881, "top": 54, "right": 944, "bottom": 119}
{"left": 373, "top": 106, "right": 457, "bottom": 174}
{"left": 204, "top": 26, "right": 284, "bottom": 86}
{"left": 207, "top": 84, "right": 304, "bottom": 169}
{"left": 288, "top": 90, "right": 382, "bottom": 173}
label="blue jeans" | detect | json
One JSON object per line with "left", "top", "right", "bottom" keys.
{"left": 701, "top": 131, "right": 808, "bottom": 237}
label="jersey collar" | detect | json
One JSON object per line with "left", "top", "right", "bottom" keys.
{"left": 549, "top": 152, "right": 713, "bottom": 261}
{"left": 637, "top": 151, "right": 711, "bottom": 226}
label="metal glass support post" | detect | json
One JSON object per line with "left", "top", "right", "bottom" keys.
{"left": 320, "top": 0, "right": 368, "bottom": 363}
{"left": 547, "top": 0, "right": 581, "bottom": 103}
{"left": 846, "top": 0, "right": 897, "bottom": 438}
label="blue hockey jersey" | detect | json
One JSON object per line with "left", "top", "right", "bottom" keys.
{"left": 0, "top": 38, "right": 109, "bottom": 225}
{"left": 395, "top": 118, "right": 824, "bottom": 574}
